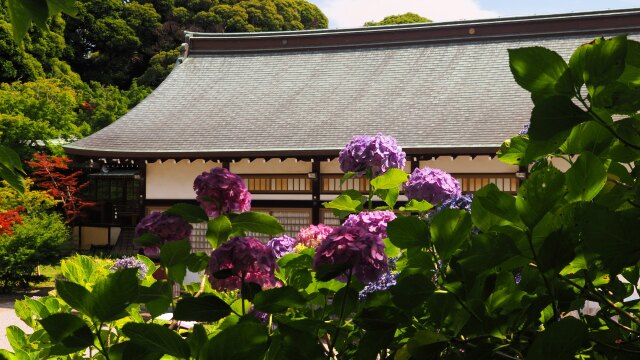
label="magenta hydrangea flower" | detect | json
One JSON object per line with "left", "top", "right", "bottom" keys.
{"left": 296, "top": 224, "right": 335, "bottom": 248}
{"left": 339, "top": 133, "right": 406, "bottom": 176}
{"left": 135, "top": 211, "right": 193, "bottom": 256}
{"left": 207, "top": 236, "right": 277, "bottom": 291}
{"left": 313, "top": 226, "right": 388, "bottom": 284}
{"left": 404, "top": 167, "right": 461, "bottom": 204}
{"left": 343, "top": 210, "right": 396, "bottom": 239}
{"left": 193, "top": 167, "right": 251, "bottom": 217}
{"left": 267, "top": 235, "right": 296, "bottom": 258}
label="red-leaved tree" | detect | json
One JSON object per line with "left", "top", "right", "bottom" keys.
{"left": 26, "top": 154, "right": 94, "bottom": 223}
{"left": 0, "top": 207, "right": 24, "bottom": 236}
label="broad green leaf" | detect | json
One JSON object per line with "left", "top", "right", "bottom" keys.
{"left": 0, "top": 165, "right": 25, "bottom": 193}
{"left": 387, "top": 216, "right": 429, "bottom": 248}
{"left": 370, "top": 168, "right": 408, "bottom": 190}
{"left": 188, "top": 324, "right": 208, "bottom": 360}
{"left": 560, "top": 120, "right": 613, "bottom": 155}
{"left": 39, "top": 313, "right": 94, "bottom": 351}
{"left": 608, "top": 117, "right": 640, "bottom": 162}
{"left": 165, "top": 203, "right": 209, "bottom": 223}
{"left": 525, "top": 96, "right": 590, "bottom": 161}
{"left": 426, "top": 292, "right": 470, "bottom": 335}
{"left": 314, "top": 262, "right": 350, "bottom": 282}
{"left": 508, "top": 46, "right": 575, "bottom": 96}
{"left": 430, "top": 209, "right": 472, "bottom": 261}
{"left": 340, "top": 171, "right": 358, "bottom": 185}
{"left": 619, "top": 39, "right": 640, "bottom": 85}
{"left": 398, "top": 199, "right": 433, "bottom": 212}
{"left": 46, "top": 0, "right": 78, "bottom": 16}
{"left": 241, "top": 282, "right": 262, "bottom": 302}
{"left": 471, "top": 184, "right": 525, "bottom": 232}
{"left": 407, "top": 330, "right": 449, "bottom": 359}
{"left": 573, "top": 36, "right": 628, "bottom": 87}
{"left": 376, "top": 187, "right": 399, "bottom": 208}
{"left": 137, "top": 282, "right": 172, "bottom": 318}
{"left": 173, "top": 295, "right": 232, "bottom": 322}
{"left": 207, "top": 215, "right": 231, "bottom": 248}
{"left": 6, "top": 0, "right": 48, "bottom": 43}
{"left": 527, "top": 317, "right": 588, "bottom": 360}
{"left": 109, "top": 341, "right": 162, "bottom": 360}
{"left": 92, "top": 268, "right": 139, "bottom": 322}
{"left": 0, "top": 145, "right": 23, "bottom": 171}
{"left": 391, "top": 271, "right": 435, "bottom": 310}
{"left": 160, "top": 239, "right": 190, "bottom": 267}
{"left": 55, "top": 280, "right": 93, "bottom": 317}
{"left": 322, "top": 194, "right": 363, "bottom": 213}
{"left": 230, "top": 211, "right": 284, "bottom": 235}
{"left": 201, "top": 321, "right": 269, "bottom": 360}
{"left": 122, "top": 323, "right": 190, "bottom": 359}
{"left": 497, "top": 135, "right": 529, "bottom": 165}
{"left": 6, "top": 326, "right": 27, "bottom": 351}
{"left": 186, "top": 252, "right": 209, "bottom": 272}
{"left": 253, "top": 286, "right": 307, "bottom": 313}
{"left": 485, "top": 272, "right": 528, "bottom": 315}
{"left": 565, "top": 152, "right": 608, "bottom": 202}
{"left": 383, "top": 237, "right": 400, "bottom": 258}
{"left": 133, "top": 232, "right": 160, "bottom": 247}
{"left": 516, "top": 165, "right": 565, "bottom": 228}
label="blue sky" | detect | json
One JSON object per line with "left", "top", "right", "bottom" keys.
{"left": 308, "top": 0, "right": 640, "bottom": 28}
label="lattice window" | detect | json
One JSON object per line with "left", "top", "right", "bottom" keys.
{"left": 250, "top": 208, "right": 312, "bottom": 241}
{"left": 320, "top": 209, "right": 342, "bottom": 227}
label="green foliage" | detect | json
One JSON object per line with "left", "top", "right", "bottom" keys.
{"left": 365, "top": 12, "right": 431, "bottom": 26}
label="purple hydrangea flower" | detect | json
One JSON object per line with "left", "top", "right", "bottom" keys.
{"left": 111, "top": 256, "right": 148, "bottom": 279}
{"left": 296, "top": 224, "right": 335, "bottom": 248}
{"left": 435, "top": 194, "right": 473, "bottom": 214}
{"left": 339, "top": 133, "right": 406, "bottom": 177}
{"left": 193, "top": 168, "right": 251, "bottom": 217}
{"left": 518, "top": 123, "right": 530, "bottom": 135}
{"left": 343, "top": 210, "right": 396, "bottom": 239}
{"left": 267, "top": 235, "right": 296, "bottom": 258}
{"left": 207, "top": 236, "right": 277, "bottom": 291}
{"left": 358, "top": 272, "right": 398, "bottom": 300}
{"left": 135, "top": 212, "right": 193, "bottom": 256}
{"left": 313, "top": 226, "right": 388, "bottom": 284}
{"left": 404, "top": 167, "right": 461, "bottom": 204}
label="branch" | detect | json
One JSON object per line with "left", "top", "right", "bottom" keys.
{"left": 576, "top": 96, "right": 640, "bottom": 150}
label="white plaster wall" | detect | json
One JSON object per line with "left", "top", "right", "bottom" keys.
{"left": 419, "top": 156, "right": 518, "bottom": 173}
{"left": 230, "top": 158, "right": 311, "bottom": 174}
{"left": 146, "top": 160, "right": 222, "bottom": 199}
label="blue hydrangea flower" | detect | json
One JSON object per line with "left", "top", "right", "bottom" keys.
{"left": 111, "top": 256, "right": 148, "bottom": 279}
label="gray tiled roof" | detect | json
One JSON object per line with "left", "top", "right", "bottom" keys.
{"left": 64, "top": 14, "right": 640, "bottom": 159}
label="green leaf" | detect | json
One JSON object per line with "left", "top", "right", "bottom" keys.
{"left": 497, "top": 135, "right": 529, "bottom": 165}
{"left": 39, "top": 313, "right": 94, "bottom": 351}
{"left": 0, "top": 164, "right": 25, "bottom": 194}
{"left": 525, "top": 96, "right": 590, "bottom": 161}
{"left": 207, "top": 216, "right": 231, "bottom": 248}
{"left": 241, "top": 282, "right": 262, "bottom": 302}
{"left": 188, "top": 324, "right": 208, "bottom": 360}
{"left": 619, "top": 39, "right": 640, "bottom": 85}
{"left": 322, "top": 194, "right": 363, "bottom": 213}
{"left": 186, "top": 252, "right": 209, "bottom": 272}
{"left": 6, "top": 326, "right": 27, "bottom": 351}
{"left": 430, "top": 209, "right": 472, "bottom": 261}
{"left": 122, "top": 323, "right": 190, "bottom": 359}
{"left": 485, "top": 272, "right": 528, "bottom": 315}
{"left": 376, "top": 187, "right": 399, "bottom": 208}
{"left": 391, "top": 271, "right": 435, "bottom": 310}
{"left": 565, "top": 152, "right": 608, "bottom": 202}
{"left": 6, "top": 0, "right": 48, "bottom": 43}
{"left": 160, "top": 240, "right": 190, "bottom": 283}
{"left": 407, "top": 330, "right": 449, "bottom": 359}
{"left": 387, "top": 216, "right": 429, "bottom": 248}
{"left": 165, "top": 203, "right": 209, "bottom": 223}
{"left": 527, "top": 317, "right": 588, "bottom": 360}
{"left": 383, "top": 237, "right": 400, "bottom": 258}
{"left": 92, "top": 268, "right": 139, "bottom": 322}
{"left": 109, "top": 341, "right": 162, "bottom": 360}
{"left": 370, "top": 168, "right": 408, "bottom": 190}
{"left": 508, "top": 46, "right": 575, "bottom": 96}
{"left": 55, "top": 280, "right": 93, "bottom": 317}
{"left": 314, "top": 262, "right": 350, "bottom": 282}
{"left": 230, "top": 212, "right": 284, "bottom": 235}
{"left": 560, "top": 120, "right": 613, "bottom": 155}
{"left": 173, "top": 295, "right": 232, "bottom": 322}
{"left": 137, "top": 282, "right": 172, "bottom": 318}
{"left": 46, "top": 0, "right": 78, "bottom": 16}
{"left": 516, "top": 165, "right": 566, "bottom": 228}
{"left": 253, "top": 286, "right": 307, "bottom": 313}
{"left": 133, "top": 232, "right": 160, "bottom": 247}
{"left": 571, "top": 36, "right": 628, "bottom": 87}
{"left": 340, "top": 171, "right": 358, "bottom": 185}
{"left": 471, "top": 184, "right": 525, "bottom": 232}
{"left": 398, "top": 199, "right": 433, "bottom": 213}
{"left": 201, "top": 321, "right": 269, "bottom": 360}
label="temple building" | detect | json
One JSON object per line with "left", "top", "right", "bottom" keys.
{"left": 64, "top": 8, "right": 640, "bottom": 253}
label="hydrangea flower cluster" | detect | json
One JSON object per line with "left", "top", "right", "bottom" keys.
{"left": 358, "top": 272, "right": 398, "bottom": 301}
{"left": 437, "top": 194, "right": 473, "bottom": 214}
{"left": 193, "top": 167, "right": 251, "bottom": 217}
{"left": 267, "top": 235, "right": 296, "bottom": 258}
{"left": 343, "top": 210, "right": 396, "bottom": 239}
{"left": 339, "top": 133, "right": 406, "bottom": 176}
{"left": 207, "top": 236, "right": 277, "bottom": 291}
{"left": 135, "top": 211, "right": 193, "bottom": 257}
{"left": 296, "top": 224, "right": 335, "bottom": 248}
{"left": 404, "top": 167, "right": 461, "bottom": 204}
{"left": 313, "top": 226, "right": 388, "bottom": 284}
{"left": 111, "top": 256, "right": 148, "bottom": 279}
{"left": 518, "top": 123, "right": 530, "bottom": 135}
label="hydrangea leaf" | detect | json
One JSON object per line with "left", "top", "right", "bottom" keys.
{"left": 497, "top": 135, "right": 529, "bottom": 165}
{"left": 201, "top": 321, "right": 269, "bottom": 360}
{"left": 526, "top": 318, "right": 588, "bottom": 360}
{"left": 391, "top": 272, "right": 435, "bottom": 310}
{"left": 91, "top": 268, "right": 139, "bottom": 322}
{"left": 471, "top": 184, "right": 525, "bottom": 233}
{"left": 136, "top": 282, "right": 172, "bottom": 318}
{"left": 6, "top": 326, "right": 28, "bottom": 351}
{"left": 399, "top": 199, "right": 433, "bottom": 213}
{"left": 376, "top": 187, "right": 399, "bottom": 208}
{"left": 508, "top": 46, "right": 575, "bottom": 96}
{"left": 39, "top": 313, "right": 94, "bottom": 353}
{"left": 559, "top": 120, "right": 613, "bottom": 155}
{"left": 570, "top": 36, "right": 628, "bottom": 88}
{"left": 370, "top": 168, "right": 408, "bottom": 190}
{"left": 618, "top": 39, "right": 640, "bottom": 85}
{"left": 55, "top": 279, "right": 93, "bottom": 317}
{"left": 207, "top": 215, "right": 231, "bottom": 248}
{"left": 430, "top": 208, "right": 472, "bottom": 262}
{"left": 160, "top": 239, "right": 190, "bottom": 267}
{"left": 253, "top": 286, "right": 308, "bottom": 313}
{"left": 406, "top": 330, "right": 449, "bottom": 359}
{"left": 173, "top": 295, "right": 232, "bottom": 322}
{"left": 315, "top": 262, "right": 350, "bottom": 282}
{"left": 387, "top": 216, "right": 429, "bottom": 249}
{"left": 108, "top": 341, "right": 162, "bottom": 360}
{"left": 133, "top": 232, "right": 160, "bottom": 247}
{"left": 186, "top": 252, "right": 209, "bottom": 272}
{"left": 322, "top": 194, "right": 363, "bottom": 213}
{"left": 516, "top": 165, "right": 565, "bottom": 228}
{"left": 230, "top": 212, "right": 285, "bottom": 235}
{"left": 122, "top": 323, "right": 191, "bottom": 359}
{"left": 565, "top": 152, "right": 608, "bottom": 202}
{"left": 165, "top": 203, "right": 209, "bottom": 223}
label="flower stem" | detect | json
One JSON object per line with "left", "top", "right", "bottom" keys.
{"left": 367, "top": 169, "right": 374, "bottom": 210}
{"left": 241, "top": 272, "right": 246, "bottom": 316}
{"left": 327, "top": 269, "right": 352, "bottom": 359}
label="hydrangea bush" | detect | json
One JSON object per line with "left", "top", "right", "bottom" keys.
{"left": 5, "top": 36, "right": 640, "bottom": 360}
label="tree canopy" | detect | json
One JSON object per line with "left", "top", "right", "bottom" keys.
{"left": 365, "top": 12, "right": 431, "bottom": 26}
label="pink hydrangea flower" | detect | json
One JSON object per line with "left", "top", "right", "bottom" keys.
{"left": 343, "top": 210, "right": 396, "bottom": 239}
{"left": 207, "top": 236, "right": 277, "bottom": 291}
{"left": 193, "top": 168, "right": 251, "bottom": 217}
{"left": 339, "top": 133, "right": 406, "bottom": 177}
{"left": 404, "top": 167, "right": 461, "bottom": 204}
{"left": 135, "top": 212, "right": 193, "bottom": 256}
{"left": 313, "top": 226, "right": 388, "bottom": 284}
{"left": 296, "top": 224, "right": 335, "bottom": 248}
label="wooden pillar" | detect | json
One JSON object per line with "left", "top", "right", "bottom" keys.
{"left": 311, "top": 159, "right": 321, "bottom": 225}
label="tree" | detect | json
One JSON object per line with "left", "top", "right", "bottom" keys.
{"left": 365, "top": 12, "right": 431, "bottom": 26}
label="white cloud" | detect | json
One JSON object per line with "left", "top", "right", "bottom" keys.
{"left": 315, "top": 0, "right": 499, "bottom": 28}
